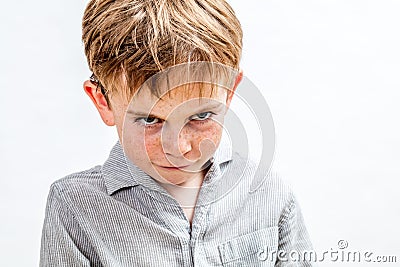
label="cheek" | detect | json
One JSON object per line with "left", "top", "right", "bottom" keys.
{"left": 144, "top": 133, "right": 163, "bottom": 159}
{"left": 135, "top": 122, "right": 224, "bottom": 161}
{"left": 192, "top": 122, "right": 223, "bottom": 152}
{"left": 122, "top": 125, "right": 162, "bottom": 162}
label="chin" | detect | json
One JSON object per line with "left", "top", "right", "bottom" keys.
{"left": 152, "top": 168, "right": 200, "bottom": 186}
{"left": 156, "top": 175, "right": 190, "bottom": 186}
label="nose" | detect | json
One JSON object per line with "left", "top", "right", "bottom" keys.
{"left": 161, "top": 125, "right": 192, "bottom": 157}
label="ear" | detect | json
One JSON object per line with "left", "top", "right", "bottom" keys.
{"left": 225, "top": 69, "right": 243, "bottom": 109}
{"left": 83, "top": 80, "right": 115, "bottom": 126}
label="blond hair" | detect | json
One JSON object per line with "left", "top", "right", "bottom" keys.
{"left": 82, "top": 0, "right": 243, "bottom": 99}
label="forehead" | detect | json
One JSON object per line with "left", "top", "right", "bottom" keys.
{"left": 128, "top": 83, "right": 228, "bottom": 115}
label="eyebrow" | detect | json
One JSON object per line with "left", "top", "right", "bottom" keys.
{"left": 126, "top": 102, "right": 225, "bottom": 118}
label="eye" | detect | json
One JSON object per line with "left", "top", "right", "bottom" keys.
{"left": 136, "top": 117, "right": 160, "bottom": 126}
{"left": 190, "top": 112, "right": 214, "bottom": 121}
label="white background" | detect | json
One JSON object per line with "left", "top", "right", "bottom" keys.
{"left": 1, "top": 0, "right": 399, "bottom": 266}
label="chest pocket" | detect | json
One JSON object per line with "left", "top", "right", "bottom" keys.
{"left": 217, "top": 226, "right": 278, "bottom": 266}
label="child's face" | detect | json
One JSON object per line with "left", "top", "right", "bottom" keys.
{"left": 111, "top": 83, "right": 235, "bottom": 186}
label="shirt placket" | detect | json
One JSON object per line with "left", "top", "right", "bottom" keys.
{"left": 188, "top": 161, "right": 223, "bottom": 266}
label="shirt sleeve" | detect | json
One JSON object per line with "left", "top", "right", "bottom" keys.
{"left": 40, "top": 185, "right": 91, "bottom": 267}
{"left": 276, "top": 193, "right": 316, "bottom": 267}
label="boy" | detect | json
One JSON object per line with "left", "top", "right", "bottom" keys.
{"left": 40, "top": 0, "right": 314, "bottom": 266}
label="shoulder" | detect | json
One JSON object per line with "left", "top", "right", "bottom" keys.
{"left": 230, "top": 152, "right": 296, "bottom": 211}
{"left": 254, "top": 170, "right": 294, "bottom": 200}
{"left": 231, "top": 152, "right": 294, "bottom": 198}
{"left": 49, "top": 165, "right": 107, "bottom": 202}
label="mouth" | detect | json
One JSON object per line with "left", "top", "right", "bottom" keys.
{"left": 154, "top": 164, "right": 190, "bottom": 170}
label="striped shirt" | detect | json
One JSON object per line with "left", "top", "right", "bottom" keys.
{"left": 40, "top": 140, "right": 314, "bottom": 266}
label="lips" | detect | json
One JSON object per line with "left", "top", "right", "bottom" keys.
{"left": 154, "top": 164, "right": 190, "bottom": 170}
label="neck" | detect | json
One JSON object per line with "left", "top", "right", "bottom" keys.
{"left": 161, "top": 170, "right": 205, "bottom": 204}
{"left": 159, "top": 169, "right": 209, "bottom": 224}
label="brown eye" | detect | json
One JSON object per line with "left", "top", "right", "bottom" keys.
{"left": 136, "top": 117, "right": 160, "bottom": 125}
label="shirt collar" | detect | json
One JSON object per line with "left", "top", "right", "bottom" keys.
{"left": 102, "top": 141, "right": 140, "bottom": 195}
{"left": 102, "top": 132, "right": 233, "bottom": 196}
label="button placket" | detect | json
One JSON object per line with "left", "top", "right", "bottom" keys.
{"left": 190, "top": 204, "right": 212, "bottom": 266}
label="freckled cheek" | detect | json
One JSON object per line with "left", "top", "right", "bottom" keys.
{"left": 138, "top": 123, "right": 223, "bottom": 159}
{"left": 143, "top": 134, "right": 163, "bottom": 159}
{"left": 192, "top": 123, "right": 223, "bottom": 151}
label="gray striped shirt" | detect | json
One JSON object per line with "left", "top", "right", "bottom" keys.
{"left": 40, "top": 141, "right": 314, "bottom": 266}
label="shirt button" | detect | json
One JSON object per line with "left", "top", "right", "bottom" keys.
{"left": 257, "top": 246, "right": 268, "bottom": 261}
